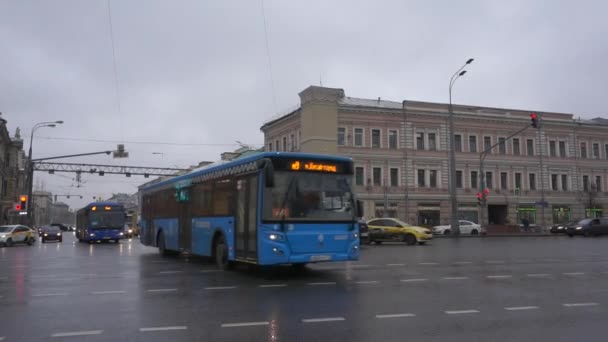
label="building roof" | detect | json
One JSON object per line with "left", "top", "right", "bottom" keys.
{"left": 339, "top": 96, "right": 403, "bottom": 110}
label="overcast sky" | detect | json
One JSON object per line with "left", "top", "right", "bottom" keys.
{"left": 1, "top": 0, "right": 607, "bottom": 210}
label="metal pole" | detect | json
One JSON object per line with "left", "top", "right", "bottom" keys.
{"left": 402, "top": 101, "right": 409, "bottom": 222}
{"left": 537, "top": 114, "right": 546, "bottom": 230}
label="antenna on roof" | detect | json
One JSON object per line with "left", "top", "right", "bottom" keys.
{"left": 320, "top": 73, "right": 323, "bottom": 87}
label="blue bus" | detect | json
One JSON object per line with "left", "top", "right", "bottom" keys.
{"left": 139, "top": 152, "right": 363, "bottom": 269}
{"left": 76, "top": 202, "right": 127, "bottom": 243}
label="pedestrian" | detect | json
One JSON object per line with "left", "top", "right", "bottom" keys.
{"left": 522, "top": 218, "right": 530, "bottom": 232}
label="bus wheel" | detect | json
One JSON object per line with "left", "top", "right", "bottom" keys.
{"left": 214, "top": 236, "right": 233, "bottom": 270}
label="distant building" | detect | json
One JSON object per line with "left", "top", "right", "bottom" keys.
{"left": 0, "top": 119, "right": 27, "bottom": 225}
{"left": 50, "top": 202, "right": 74, "bottom": 225}
{"left": 32, "top": 191, "right": 52, "bottom": 227}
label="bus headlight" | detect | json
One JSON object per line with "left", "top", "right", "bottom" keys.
{"left": 128, "top": 229, "right": 133, "bottom": 233}
{"left": 269, "top": 233, "right": 284, "bottom": 241}
{"left": 119, "top": 232, "right": 124, "bottom": 236}
{"left": 89, "top": 233, "right": 95, "bottom": 237}
{"left": 353, "top": 233, "right": 359, "bottom": 239}
{"left": 44, "top": 233, "right": 48, "bottom": 237}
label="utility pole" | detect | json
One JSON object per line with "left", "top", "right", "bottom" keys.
{"left": 402, "top": 101, "right": 410, "bottom": 222}
{"left": 537, "top": 113, "right": 546, "bottom": 230}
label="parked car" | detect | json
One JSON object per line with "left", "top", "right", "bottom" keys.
{"left": 433, "top": 220, "right": 485, "bottom": 235}
{"left": 566, "top": 218, "right": 608, "bottom": 237}
{"left": 550, "top": 222, "right": 573, "bottom": 234}
{"left": 0, "top": 225, "right": 36, "bottom": 247}
{"left": 41, "top": 226, "right": 63, "bottom": 243}
{"left": 358, "top": 220, "right": 370, "bottom": 245}
{"left": 366, "top": 218, "right": 432, "bottom": 245}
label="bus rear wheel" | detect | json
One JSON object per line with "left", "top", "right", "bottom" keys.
{"left": 214, "top": 235, "right": 233, "bottom": 270}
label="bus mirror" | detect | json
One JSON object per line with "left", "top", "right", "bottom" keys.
{"left": 356, "top": 200, "right": 364, "bottom": 218}
{"left": 258, "top": 158, "right": 274, "bottom": 187}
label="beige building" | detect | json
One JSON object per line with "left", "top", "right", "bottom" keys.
{"left": 260, "top": 86, "right": 608, "bottom": 228}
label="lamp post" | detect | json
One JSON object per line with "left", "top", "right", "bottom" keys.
{"left": 27, "top": 121, "right": 63, "bottom": 222}
{"left": 448, "top": 58, "right": 474, "bottom": 236}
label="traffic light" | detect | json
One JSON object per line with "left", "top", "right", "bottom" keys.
{"left": 530, "top": 112, "right": 539, "bottom": 128}
{"left": 19, "top": 195, "right": 27, "bottom": 211}
{"left": 477, "top": 192, "right": 482, "bottom": 206}
{"left": 15, "top": 203, "right": 22, "bottom": 211}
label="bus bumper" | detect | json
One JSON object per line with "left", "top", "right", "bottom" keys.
{"left": 258, "top": 241, "right": 360, "bottom": 265}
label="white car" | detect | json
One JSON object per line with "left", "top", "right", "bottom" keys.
{"left": 433, "top": 220, "right": 484, "bottom": 235}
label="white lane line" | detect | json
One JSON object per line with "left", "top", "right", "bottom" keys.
{"left": 400, "top": 278, "right": 428, "bottom": 282}
{"left": 221, "top": 321, "right": 269, "bottom": 328}
{"left": 505, "top": 306, "right": 539, "bottom": 311}
{"left": 159, "top": 270, "right": 183, "bottom": 274}
{"left": 302, "top": 317, "right": 345, "bottom": 323}
{"left": 204, "top": 286, "right": 237, "bottom": 290}
{"left": 355, "top": 280, "right": 379, "bottom": 284}
{"left": 200, "top": 269, "right": 220, "bottom": 273}
{"left": 91, "top": 290, "right": 126, "bottom": 295}
{"left": 307, "top": 282, "right": 337, "bottom": 286}
{"left": 258, "top": 284, "right": 287, "bottom": 288}
{"left": 140, "top": 326, "right": 187, "bottom": 332}
{"left": 33, "top": 293, "right": 68, "bottom": 297}
{"left": 563, "top": 272, "right": 585, "bottom": 276}
{"left": 352, "top": 264, "right": 371, "bottom": 268}
{"left": 486, "top": 260, "right": 505, "bottom": 264}
{"left": 563, "top": 302, "right": 599, "bottom": 307}
{"left": 0, "top": 276, "right": 7, "bottom": 280}
{"left": 31, "top": 274, "right": 57, "bottom": 279}
{"left": 51, "top": 330, "right": 103, "bottom": 337}
{"left": 445, "top": 310, "right": 480, "bottom": 315}
{"left": 419, "top": 262, "right": 439, "bottom": 265}
{"left": 454, "top": 261, "right": 473, "bottom": 265}
{"left": 375, "top": 313, "right": 415, "bottom": 319}
{"left": 387, "top": 263, "right": 405, "bottom": 266}
{"left": 487, "top": 275, "right": 512, "bottom": 279}
{"left": 442, "top": 277, "right": 469, "bottom": 280}
{"left": 527, "top": 273, "right": 551, "bottom": 277}
{"left": 147, "top": 288, "right": 177, "bottom": 292}
{"left": 0, "top": 336, "right": 4, "bottom": 340}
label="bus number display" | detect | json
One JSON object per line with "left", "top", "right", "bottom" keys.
{"left": 290, "top": 161, "right": 337, "bottom": 173}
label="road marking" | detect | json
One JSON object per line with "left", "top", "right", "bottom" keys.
{"left": 221, "top": 321, "right": 269, "bottom": 328}
{"left": 33, "top": 293, "right": 68, "bottom": 297}
{"left": 259, "top": 284, "right": 287, "bottom": 288}
{"left": 151, "top": 260, "right": 167, "bottom": 263}
{"left": 400, "top": 278, "right": 428, "bottom": 282}
{"left": 505, "top": 306, "right": 539, "bottom": 311}
{"left": 91, "top": 290, "right": 126, "bottom": 294}
{"left": 0, "top": 336, "right": 4, "bottom": 340}
{"left": 563, "top": 272, "right": 585, "bottom": 276}
{"left": 419, "top": 262, "right": 439, "bottom": 265}
{"left": 51, "top": 330, "right": 103, "bottom": 337}
{"left": 140, "top": 326, "right": 187, "bottom": 332}
{"left": 387, "top": 263, "right": 405, "bottom": 266}
{"left": 352, "top": 264, "right": 371, "bottom": 268}
{"left": 200, "top": 269, "right": 220, "bottom": 273}
{"left": 375, "top": 313, "right": 415, "bottom": 319}
{"left": 307, "top": 282, "right": 337, "bottom": 286}
{"left": 159, "top": 270, "right": 183, "bottom": 274}
{"left": 0, "top": 276, "right": 7, "bottom": 280}
{"left": 527, "top": 273, "right": 551, "bottom": 277}
{"left": 147, "top": 288, "right": 177, "bottom": 292}
{"left": 454, "top": 261, "right": 473, "bottom": 265}
{"left": 204, "top": 286, "right": 237, "bottom": 290}
{"left": 563, "top": 302, "right": 599, "bottom": 307}
{"left": 543, "top": 258, "right": 561, "bottom": 262}
{"left": 486, "top": 260, "right": 505, "bottom": 264}
{"left": 31, "top": 274, "right": 57, "bottom": 279}
{"left": 355, "top": 280, "right": 379, "bottom": 284}
{"left": 487, "top": 275, "right": 512, "bottom": 279}
{"left": 302, "top": 317, "right": 345, "bottom": 323}
{"left": 442, "top": 277, "right": 469, "bottom": 280}
{"left": 445, "top": 310, "right": 480, "bottom": 315}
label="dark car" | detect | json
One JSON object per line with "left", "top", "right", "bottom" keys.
{"left": 359, "top": 220, "right": 370, "bottom": 245}
{"left": 566, "top": 218, "right": 608, "bottom": 237}
{"left": 41, "top": 226, "right": 63, "bottom": 243}
{"left": 50, "top": 223, "right": 69, "bottom": 232}
{"left": 550, "top": 222, "right": 573, "bottom": 234}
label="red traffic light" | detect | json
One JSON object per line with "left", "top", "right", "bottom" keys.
{"left": 530, "top": 113, "right": 537, "bottom": 119}
{"left": 15, "top": 204, "right": 22, "bottom": 211}
{"left": 484, "top": 188, "right": 490, "bottom": 195}
{"left": 530, "top": 112, "right": 539, "bottom": 128}
{"left": 477, "top": 192, "right": 482, "bottom": 199}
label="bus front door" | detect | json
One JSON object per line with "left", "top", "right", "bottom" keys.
{"left": 179, "top": 200, "right": 192, "bottom": 253}
{"left": 235, "top": 175, "right": 258, "bottom": 261}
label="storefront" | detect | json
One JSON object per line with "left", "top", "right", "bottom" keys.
{"left": 374, "top": 201, "right": 398, "bottom": 218}
{"left": 417, "top": 204, "right": 440, "bottom": 227}
{"left": 517, "top": 205, "right": 536, "bottom": 225}
{"left": 552, "top": 206, "right": 571, "bottom": 224}
{"left": 585, "top": 207, "right": 603, "bottom": 218}
{"left": 458, "top": 204, "right": 479, "bottom": 223}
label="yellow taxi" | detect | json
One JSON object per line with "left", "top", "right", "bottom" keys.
{"left": 366, "top": 218, "right": 433, "bottom": 245}
{"left": 0, "top": 225, "right": 36, "bottom": 247}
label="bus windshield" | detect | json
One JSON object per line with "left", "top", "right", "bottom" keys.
{"left": 89, "top": 211, "right": 126, "bottom": 229}
{"left": 263, "top": 171, "right": 355, "bottom": 222}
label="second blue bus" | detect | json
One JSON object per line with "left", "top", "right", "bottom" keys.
{"left": 76, "top": 202, "right": 127, "bottom": 243}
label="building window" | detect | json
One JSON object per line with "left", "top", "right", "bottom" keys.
{"left": 371, "top": 129, "right": 381, "bottom": 148}
{"left": 500, "top": 172, "right": 508, "bottom": 190}
{"left": 429, "top": 170, "right": 437, "bottom": 188}
{"left": 515, "top": 172, "right": 522, "bottom": 190}
{"left": 418, "top": 169, "right": 426, "bottom": 187}
{"left": 354, "top": 128, "right": 364, "bottom": 147}
{"left": 388, "top": 130, "right": 398, "bottom": 149}
{"left": 580, "top": 142, "right": 587, "bottom": 158}
{"left": 559, "top": 141, "right": 566, "bottom": 157}
{"left": 583, "top": 175, "right": 589, "bottom": 191}
{"left": 390, "top": 168, "right": 399, "bottom": 187}
{"left": 290, "top": 134, "right": 295, "bottom": 151}
{"left": 527, "top": 139, "right": 534, "bottom": 156}
{"left": 593, "top": 143, "right": 600, "bottom": 159}
{"left": 470, "top": 171, "right": 478, "bottom": 189}
{"left": 529, "top": 173, "right": 536, "bottom": 190}
{"left": 484, "top": 136, "right": 492, "bottom": 153}
{"left": 373, "top": 167, "right": 382, "bottom": 186}
{"left": 268, "top": 142, "right": 273, "bottom": 151}
{"left": 485, "top": 172, "right": 493, "bottom": 189}
{"left": 428, "top": 133, "right": 437, "bottom": 151}
{"left": 549, "top": 141, "right": 556, "bottom": 157}
{"left": 498, "top": 137, "right": 506, "bottom": 155}
{"left": 456, "top": 170, "right": 463, "bottom": 188}
{"left": 275, "top": 139, "right": 279, "bottom": 151}
{"left": 416, "top": 132, "right": 425, "bottom": 150}
{"left": 355, "top": 167, "right": 364, "bottom": 186}
{"left": 596, "top": 175, "right": 602, "bottom": 192}
{"left": 454, "top": 135, "right": 462, "bottom": 152}
{"left": 561, "top": 175, "right": 568, "bottom": 191}
{"left": 282, "top": 137, "right": 287, "bottom": 151}
{"left": 337, "top": 127, "right": 346, "bottom": 146}
{"left": 513, "top": 138, "right": 520, "bottom": 156}
{"left": 605, "top": 144, "right": 608, "bottom": 160}
{"left": 551, "top": 174, "right": 558, "bottom": 191}
{"left": 469, "top": 136, "right": 477, "bottom": 153}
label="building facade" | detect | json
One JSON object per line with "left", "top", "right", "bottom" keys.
{"left": 260, "top": 86, "right": 608, "bottom": 228}
{"left": 32, "top": 191, "right": 52, "bottom": 227}
{"left": 0, "top": 120, "right": 27, "bottom": 225}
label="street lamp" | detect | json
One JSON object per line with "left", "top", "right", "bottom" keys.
{"left": 27, "top": 121, "right": 63, "bottom": 221}
{"left": 448, "top": 58, "right": 474, "bottom": 236}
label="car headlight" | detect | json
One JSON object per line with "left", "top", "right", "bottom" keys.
{"left": 44, "top": 233, "right": 48, "bottom": 236}
{"left": 57, "top": 233, "right": 61, "bottom": 236}
{"left": 576, "top": 226, "right": 582, "bottom": 230}
{"left": 0, "top": 234, "right": 6, "bottom": 238}
{"left": 269, "top": 233, "right": 284, "bottom": 241}
{"left": 128, "top": 229, "right": 133, "bottom": 233}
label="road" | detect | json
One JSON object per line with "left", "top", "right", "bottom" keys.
{"left": 1, "top": 233, "right": 607, "bottom": 341}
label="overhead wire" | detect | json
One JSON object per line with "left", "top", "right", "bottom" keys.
{"left": 260, "top": 0, "right": 277, "bottom": 114}
{"left": 36, "top": 136, "right": 262, "bottom": 147}
{"left": 106, "top": 0, "right": 123, "bottom": 141}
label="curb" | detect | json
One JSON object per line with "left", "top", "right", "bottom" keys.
{"left": 434, "top": 234, "right": 556, "bottom": 238}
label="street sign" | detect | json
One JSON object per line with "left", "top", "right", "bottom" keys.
{"left": 7, "top": 210, "right": 27, "bottom": 216}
